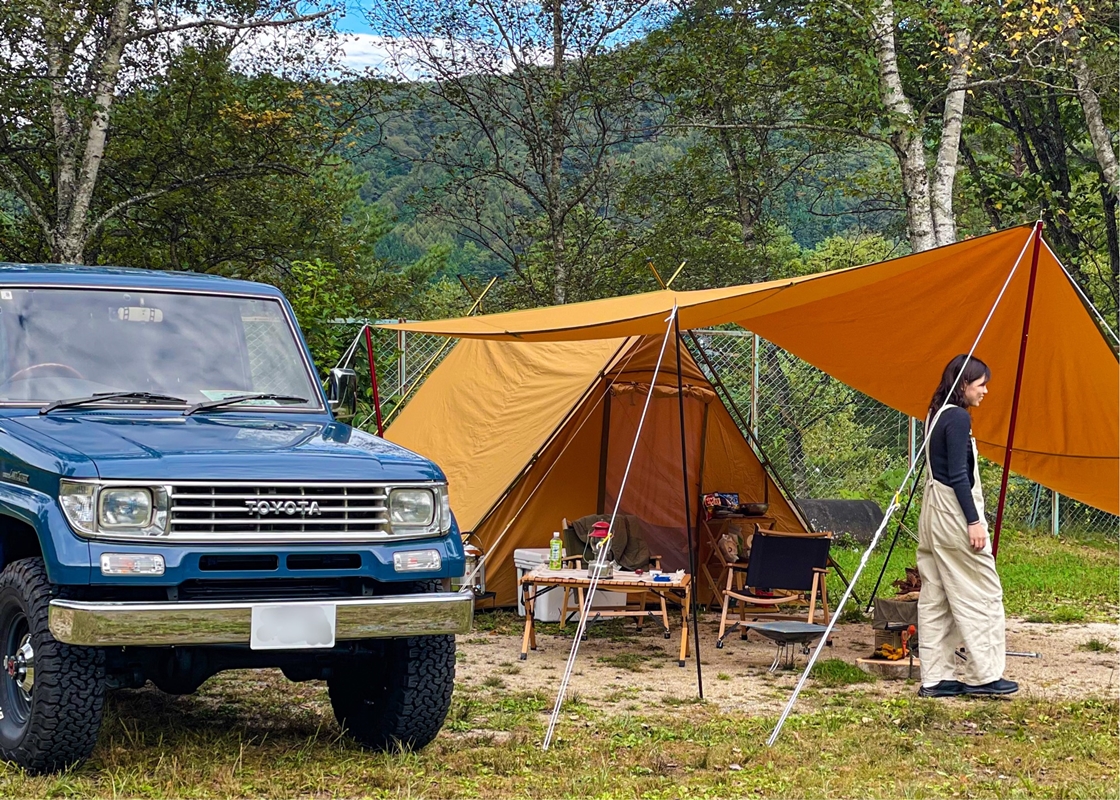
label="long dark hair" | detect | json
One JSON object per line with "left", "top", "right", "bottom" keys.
{"left": 928, "top": 354, "right": 991, "bottom": 418}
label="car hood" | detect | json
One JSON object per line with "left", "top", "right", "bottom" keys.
{"left": 7, "top": 413, "right": 443, "bottom": 482}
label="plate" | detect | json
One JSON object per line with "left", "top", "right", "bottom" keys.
{"left": 250, "top": 603, "right": 336, "bottom": 650}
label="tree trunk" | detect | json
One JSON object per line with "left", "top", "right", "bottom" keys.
{"left": 1100, "top": 185, "right": 1119, "bottom": 305}
{"left": 1067, "top": 27, "right": 1119, "bottom": 197}
{"left": 929, "top": 27, "right": 971, "bottom": 246}
{"left": 48, "top": 0, "right": 134, "bottom": 264}
{"left": 870, "top": 0, "right": 937, "bottom": 252}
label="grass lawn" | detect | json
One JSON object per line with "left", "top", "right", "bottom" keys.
{"left": 0, "top": 674, "right": 1114, "bottom": 798}
{"left": 0, "top": 529, "right": 1111, "bottom": 797}
{"left": 827, "top": 528, "right": 1118, "bottom": 622}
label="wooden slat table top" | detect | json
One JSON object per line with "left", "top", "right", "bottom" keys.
{"left": 521, "top": 563, "right": 690, "bottom": 589}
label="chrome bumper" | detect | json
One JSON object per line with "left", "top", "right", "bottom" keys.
{"left": 48, "top": 592, "right": 474, "bottom": 647}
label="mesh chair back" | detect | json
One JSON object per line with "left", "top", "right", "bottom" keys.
{"left": 744, "top": 533, "right": 831, "bottom": 592}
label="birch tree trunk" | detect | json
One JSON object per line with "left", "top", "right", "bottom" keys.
{"left": 1069, "top": 48, "right": 1119, "bottom": 197}
{"left": 929, "top": 29, "right": 971, "bottom": 246}
{"left": 49, "top": 0, "right": 133, "bottom": 263}
{"left": 870, "top": 0, "right": 971, "bottom": 251}
{"left": 870, "top": 0, "right": 936, "bottom": 252}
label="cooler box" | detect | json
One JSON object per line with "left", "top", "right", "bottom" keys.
{"left": 514, "top": 548, "right": 628, "bottom": 622}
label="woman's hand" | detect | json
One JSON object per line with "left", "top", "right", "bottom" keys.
{"left": 967, "top": 522, "right": 988, "bottom": 550}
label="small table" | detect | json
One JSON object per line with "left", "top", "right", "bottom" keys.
{"left": 745, "top": 621, "right": 828, "bottom": 672}
{"left": 519, "top": 565, "right": 693, "bottom": 666}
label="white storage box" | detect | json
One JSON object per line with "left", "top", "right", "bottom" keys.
{"left": 514, "top": 547, "right": 627, "bottom": 622}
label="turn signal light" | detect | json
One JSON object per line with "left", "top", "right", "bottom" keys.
{"left": 100, "top": 553, "right": 165, "bottom": 576}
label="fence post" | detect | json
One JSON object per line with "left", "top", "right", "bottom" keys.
{"left": 751, "top": 333, "right": 760, "bottom": 439}
{"left": 1051, "top": 490, "right": 1060, "bottom": 537}
{"left": 908, "top": 416, "right": 916, "bottom": 468}
{"left": 397, "top": 326, "right": 406, "bottom": 398}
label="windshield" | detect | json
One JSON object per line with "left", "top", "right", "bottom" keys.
{"left": 0, "top": 287, "right": 321, "bottom": 408}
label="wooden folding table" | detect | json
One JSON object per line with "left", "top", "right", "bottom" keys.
{"left": 519, "top": 564, "right": 693, "bottom": 666}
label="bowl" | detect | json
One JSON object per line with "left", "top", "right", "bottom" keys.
{"left": 737, "top": 502, "right": 769, "bottom": 516}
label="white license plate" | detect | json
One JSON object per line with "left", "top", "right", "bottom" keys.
{"left": 250, "top": 603, "right": 336, "bottom": 650}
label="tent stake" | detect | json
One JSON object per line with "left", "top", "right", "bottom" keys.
{"left": 992, "top": 221, "right": 1043, "bottom": 558}
{"left": 674, "top": 316, "right": 704, "bottom": 699}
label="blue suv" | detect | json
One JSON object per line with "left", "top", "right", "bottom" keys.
{"left": 0, "top": 264, "right": 471, "bottom": 772}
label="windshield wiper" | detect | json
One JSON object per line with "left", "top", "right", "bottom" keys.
{"left": 183, "top": 393, "right": 308, "bottom": 416}
{"left": 41, "top": 391, "right": 189, "bottom": 415}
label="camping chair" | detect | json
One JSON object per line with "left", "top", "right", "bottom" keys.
{"left": 715, "top": 526, "right": 832, "bottom": 649}
{"left": 559, "top": 517, "right": 670, "bottom": 635}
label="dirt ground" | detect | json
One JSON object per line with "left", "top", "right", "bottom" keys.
{"left": 457, "top": 614, "right": 1119, "bottom": 713}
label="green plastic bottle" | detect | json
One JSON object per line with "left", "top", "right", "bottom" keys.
{"left": 548, "top": 531, "right": 563, "bottom": 570}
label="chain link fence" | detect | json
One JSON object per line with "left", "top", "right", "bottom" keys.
{"left": 331, "top": 321, "right": 459, "bottom": 428}
{"left": 689, "top": 328, "right": 1118, "bottom": 537}
{"left": 334, "top": 320, "right": 1117, "bottom": 537}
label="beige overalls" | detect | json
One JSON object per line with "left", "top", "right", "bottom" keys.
{"left": 916, "top": 406, "right": 1007, "bottom": 687}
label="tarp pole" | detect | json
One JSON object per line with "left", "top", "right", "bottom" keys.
{"left": 597, "top": 391, "right": 611, "bottom": 514}
{"left": 364, "top": 325, "right": 384, "bottom": 437}
{"left": 992, "top": 221, "right": 1044, "bottom": 557}
{"left": 674, "top": 316, "right": 704, "bottom": 699}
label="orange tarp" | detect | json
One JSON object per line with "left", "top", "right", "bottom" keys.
{"left": 384, "top": 226, "right": 1119, "bottom": 514}
{"left": 387, "top": 335, "right": 803, "bottom": 606}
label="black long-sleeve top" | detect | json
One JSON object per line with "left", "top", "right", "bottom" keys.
{"left": 929, "top": 405, "right": 980, "bottom": 524}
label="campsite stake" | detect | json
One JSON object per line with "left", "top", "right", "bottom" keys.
{"left": 992, "top": 221, "right": 1043, "bottom": 558}
{"left": 674, "top": 314, "right": 704, "bottom": 699}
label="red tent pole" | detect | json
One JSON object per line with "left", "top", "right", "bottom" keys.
{"left": 364, "top": 325, "right": 385, "bottom": 436}
{"left": 992, "top": 222, "right": 1044, "bottom": 557}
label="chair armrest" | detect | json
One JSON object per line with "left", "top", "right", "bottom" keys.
{"left": 562, "top": 555, "right": 583, "bottom": 567}
{"left": 812, "top": 567, "right": 828, "bottom": 574}
{"left": 650, "top": 556, "right": 663, "bottom": 570}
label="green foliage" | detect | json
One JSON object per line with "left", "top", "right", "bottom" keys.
{"left": 828, "top": 527, "right": 1119, "bottom": 623}
{"left": 282, "top": 260, "right": 358, "bottom": 375}
{"left": 1078, "top": 638, "right": 1117, "bottom": 653}
{"left": 810, "top": 658, "right": 875, "bottom": 686}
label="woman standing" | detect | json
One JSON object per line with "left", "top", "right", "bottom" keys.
{"left": 917, "top": 354, "right": 1018, "bottom": 698}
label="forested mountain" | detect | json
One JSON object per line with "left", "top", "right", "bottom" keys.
{"left": 1, "top": 0, "right": 1115, "bottom": 331}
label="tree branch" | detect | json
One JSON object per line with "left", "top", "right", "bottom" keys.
{"left": 84, "top": 163, "right": 306, "bottom": 241}
{"left": 126, "top": 7, "right": 334, "bottom": 43}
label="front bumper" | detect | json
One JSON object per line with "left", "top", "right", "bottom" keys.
{"left": 48, "top": 591, "right": 474, "bottom": 647}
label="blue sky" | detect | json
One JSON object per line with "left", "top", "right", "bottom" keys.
{"left": 335, "top": 2, "right": 376, "bottom": 36}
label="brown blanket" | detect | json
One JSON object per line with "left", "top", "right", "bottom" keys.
{"left": 566, "top": 514, "right": 652, "bottom": 571}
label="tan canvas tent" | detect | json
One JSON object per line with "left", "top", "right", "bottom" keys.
{"left": 384, "top": 225, "right": 1119, "bottom": 517}
{"left": 386, "top": 334, "right": 806, "bottom": 607}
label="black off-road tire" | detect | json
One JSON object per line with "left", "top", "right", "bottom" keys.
{"left": 0, "top": 557, "right": 105, "bottom": 773}
{"left": 328, "top": 634, "right": 455, "bottom": 751}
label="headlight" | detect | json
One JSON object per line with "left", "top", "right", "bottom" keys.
{"left": 389, "top": 488, "right": 435, "bottom": 526}
{"left": 99, "top": 488, "right": 152, "bottom": 528}
{"left": 59, "top": 481, "right": 169, "bottom": 539}
{"left": 387, "top": 484, "right": 452, "bottom": 536}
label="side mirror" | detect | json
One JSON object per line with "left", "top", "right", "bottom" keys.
{"left": 326, "top": 368, "right": 358, "bottom": 420}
